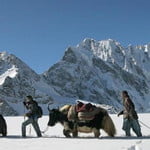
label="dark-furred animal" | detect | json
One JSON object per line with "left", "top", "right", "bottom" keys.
{"left": 47, "top": 104, "right": 116, "bottom": 138}
{"left": 0, "top": 114, "right": 7, "bottom": 136}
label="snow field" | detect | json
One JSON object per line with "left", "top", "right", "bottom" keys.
{"left": 0, "top": 114, "right": 150, "bottom": 150}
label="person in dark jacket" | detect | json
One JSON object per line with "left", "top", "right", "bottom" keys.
{"left": 118, "top": 91, "right": 142, "bottom": 137}
{"left": 22, "top": 95, "right": 42, "bottom": 137}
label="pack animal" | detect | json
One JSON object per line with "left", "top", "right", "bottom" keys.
{"left": 47, "top": 104, "right": 116, "bottom": 138}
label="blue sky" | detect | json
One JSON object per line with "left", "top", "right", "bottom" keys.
{"left": 0, "top": 0, "right": 150, "bottom": 73}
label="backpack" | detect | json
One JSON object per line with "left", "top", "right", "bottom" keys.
{"left": 37, "top": 106, "right": 43, "bottom": 118}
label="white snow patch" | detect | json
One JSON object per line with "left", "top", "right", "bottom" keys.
{"left": 0, "top": 65, "right": 18, "bottom": 85}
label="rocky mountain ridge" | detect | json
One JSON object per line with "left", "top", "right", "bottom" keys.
{"left": 0, "top": 39, "right": 150, "bottom": 115}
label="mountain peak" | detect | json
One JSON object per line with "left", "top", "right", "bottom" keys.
{"left": 77, "top": 38, "right": 122, "bottom": 53}
{"left": 0, "top": 51, "right": 9, "bottom": 60}
{"left": 76, "top": 38, "right": 125, "bottom": 66}
{"left": 100, "top": 39, "right": 121, "bottom": 48}
{"left": 0, "top": 51, "right": 19, "bottom": 85}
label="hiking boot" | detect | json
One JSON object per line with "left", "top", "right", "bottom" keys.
{"left": 22, "top": 135, "right": 26, "bottom": 138}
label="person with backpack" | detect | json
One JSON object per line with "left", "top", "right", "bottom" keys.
{"left": 22, "top": 95, "right": 42, "bottom": 137}
{"left": 118, "top": 91, "right": 142, "bottom": 137}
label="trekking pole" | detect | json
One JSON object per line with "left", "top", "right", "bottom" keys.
{"left": 139, "top": 120, "right": 150, "bottom": 130}
{"left": 29, "top": 125, "right": 32, "bottom": 135}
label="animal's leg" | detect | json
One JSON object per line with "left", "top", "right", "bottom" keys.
{"left": 2, "top": 128, "right": 7, "bottom": 136}
{"left": 72, "top": 130, "right": 78, "bottom": 137}
{"left": 63, "top": 129, "right": 71, "bottom": 138}
{"left": 1, "top": 123, "right": 7, "bottom": 137}
{"left": 63, "top": 122, "right": 72, "bottom": 137}
{"left": 72, "top": 123, "right": 78, "bottom": 137}
{"left": 93, "top": 128, "right": 100, "bottom": 138}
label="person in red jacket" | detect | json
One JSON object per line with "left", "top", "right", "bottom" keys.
{"left": 118, "top": 91, "right": 142, "bottom": 137}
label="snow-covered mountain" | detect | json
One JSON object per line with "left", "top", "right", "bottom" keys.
{"left": 43, "top": 39, "right": 150, "bottom": 112}
{"left": 0, "top": 52, "right": 56, "bottom": 115}
{"left": 1, "top": 38, "right": 150, "bottom": 115}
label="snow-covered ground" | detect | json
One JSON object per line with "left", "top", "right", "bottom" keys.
{"left": 1, "top": 114, "right": 150, "bottom": 150}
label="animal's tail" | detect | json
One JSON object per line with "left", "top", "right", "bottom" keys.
{"left": 101, "top": 113, "right": 116, "bottom": 137}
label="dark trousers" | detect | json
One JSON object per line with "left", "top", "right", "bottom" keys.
{"left": 22, "top": 117, "right": 42, "bottom": 137}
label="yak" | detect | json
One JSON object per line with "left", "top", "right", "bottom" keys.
{"left": 47, "top": 104, "right": 116, "bottom": 138}
{"left": 0, "top": 114, "right": 7, "bottom": 136}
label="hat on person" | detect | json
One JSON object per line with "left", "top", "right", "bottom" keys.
{"left": 26, "top": 95, "right": 33, "bottom": 102}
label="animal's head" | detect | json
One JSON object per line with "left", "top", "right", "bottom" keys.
{"left": 47, "top": 104, "right": 61, "bottom": 126}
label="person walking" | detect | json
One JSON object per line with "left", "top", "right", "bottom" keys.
{"left": 118, "top": 90, "right": 142, "bottom": 137}
{"left": 22, "top": 95, "right": 42, "bottom": 137}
